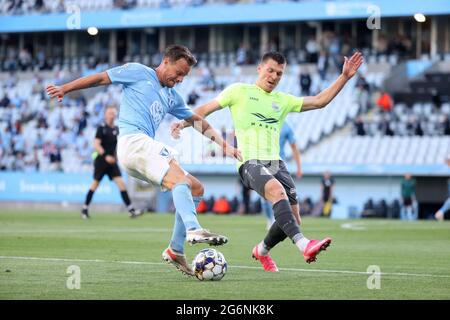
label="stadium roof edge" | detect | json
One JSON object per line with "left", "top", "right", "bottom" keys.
{"left": 0, "top": 0, "right": 449, "bottom": 33}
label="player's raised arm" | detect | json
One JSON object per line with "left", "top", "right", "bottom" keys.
{"left": 46, "top": 71, "right": 112, "bottom": 102}
{"left": 185, "top": 113, "right": 242, "bottom": 162}
{"left": 170, "top": 100, "right": 222, "bottom": 138}
{"left": 301, "top": 51, "right": 363, "bottom": 112}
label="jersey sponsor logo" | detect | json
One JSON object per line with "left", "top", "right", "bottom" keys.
{"left": 251, "top": 113, "right": 278, "bottom": 124}
{"left": 250, "top": 97, "right": 259, "bottom": 101}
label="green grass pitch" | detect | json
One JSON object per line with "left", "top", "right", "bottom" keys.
{"left": 1, "top": 210, "right": 449, "bottom": 299}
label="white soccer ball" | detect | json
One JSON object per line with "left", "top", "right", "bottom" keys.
{"left": 192, "top": 248, "right": 227, "bottom": 281}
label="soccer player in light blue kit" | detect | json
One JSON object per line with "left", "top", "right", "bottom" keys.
{"left": 47, "top": 45, "right": 242, "bottom": 277}
{"left": 261, "top": 122, "right": 302, "bottom": 230}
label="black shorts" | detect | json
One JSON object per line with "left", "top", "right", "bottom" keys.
{"left": 238, "top": 159, "right": 298, "bottom": 205}
{"left": 403, "top": 197, "right": 412, "bottom": 206}
{"left": 93, "top": 156, "right": 122, "bottom": 181}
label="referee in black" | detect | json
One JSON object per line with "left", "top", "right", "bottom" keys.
{"left": 81, "top": 106, "right": 142, "bottom": 219}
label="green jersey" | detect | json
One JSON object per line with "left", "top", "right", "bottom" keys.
{"left": 401, "top": 179, "right": 416, "bottom": 198}
{"left": 216, "top": 83, "right": 303, "bottom": 168}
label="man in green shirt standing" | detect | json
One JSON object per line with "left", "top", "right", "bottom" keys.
{"left": 172, "top": 51, "right": 363, "bottom": 272}
{"left": 400, "top": 173, "right": 417, "bottom": 220}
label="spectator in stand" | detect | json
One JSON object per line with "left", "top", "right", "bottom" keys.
{"left": 76, "top": 109, "right": 89, "bottom": 135}
{"left": 376, "top": 91, "right": 393, "bottom": 113}
{"left": 199, "top": 64, "right": 216, "bottom": 91}
{"left": 34, "top": 0, "right": 44, "bottom": 12}
{"left": 306, "top": 36, "right": 319, "bottom": 63}
{"left": 187, "top": 89, "right": 200, "bottom": 106}
{"left": 23, "top": 147, "right": 40, "bottom": 172}
{"left": 12, "top": 152, "right": 25, "bottom": 171}
{"left": 356, "top": 75, "right": 370, "bottom": 112}
{"left": 0, "top": 94, "right": 10, "bottom": 108}
{"left": 46, "top": 142, "right": 62, "bottom": 172}
{"left": 379, "top": 115, "right": 394, "bottom": 136}
{"left": 12, "top": 126, "right": 26, "bottom": 156}
{"left": 114, "top": 0, "right": 137, "bottom": 9}
{"left": 431, "top": 88, "right": 442, "bottom": 109}
{"left": 317, "top": 50, "right": 329, "bottom": 82}
{"left": 191, "top": 0, "right": 206, "bottom": 7}
{"left": 328, "top": 32, "right": 342, "bottom": 70}
{"left": 299, "top": 68, "right": 312, "bottom": 96}
{"left": 1, "top": 126, "right": 13, "bottom": 154}
{"left": 414, "top": 119, "right": 424, "bottom": 136}
{"left": 354, "top": 116, "right": 366, "bottom": 136}
{"left": 18, "top": 48, "right": 32, "bottom": 71}
{"left": 78, "top": 137, "right": 93, "bottom": 168}
{"left": 442, "top": 115, "right": 450, "bottom": 135}
{"left": 236, "top": 43, "right": 248, "bottom": 66}
{"left": 356, "top": 74, "right": 370, "bottom": 92}
{"left": 376, "top": 35, "right": 389, "bottom": 57}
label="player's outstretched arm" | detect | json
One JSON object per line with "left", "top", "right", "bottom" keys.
{"left": 171, "top": 100, "right": 221, "bottom": 139}
{"left": 46, "top": 71, "right": 112, "bottom": 102}
{"left": 301, "top": 51, "right": 363, "bottom": 112}
{"left": 185, "top": 113, "right": 242, "bottom": 162}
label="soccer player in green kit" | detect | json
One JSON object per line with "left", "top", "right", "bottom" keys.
{"left": 172, "top": 51, "right": 363, "bottom": 272}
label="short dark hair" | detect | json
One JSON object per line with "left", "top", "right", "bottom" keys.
{"left": 164, "top": 45, "right": 197, "bottom": 66}
{"left": 105, "top": 105, "right": 117, "bottom": 112}
{"left": 261, "top": 51, "right": 286, "bottom": 65}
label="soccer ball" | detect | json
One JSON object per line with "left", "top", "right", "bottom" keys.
{"left": 192, "top": 248, "right": 227, "bottom": 281}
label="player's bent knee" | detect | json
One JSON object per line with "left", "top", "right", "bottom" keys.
{"left": 190, "top": 179, "right": 204, "bottom": 197}
{"left": 264, "top": 180, "right": 288, "bottom": 203}
{"left": 163, "top": 170, "right": 192, "bottom": 191}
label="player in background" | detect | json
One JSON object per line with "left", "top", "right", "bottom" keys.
{"left": 81, "top": 106, "right": 142, "bottom": 219}
{"left": 261, "top": 122, "right": 302, "bottom": 230}
{"left": 47, "top": 45, "right": 242, "bottom": 277}
{"left": 172, "top": 50, "right": 363, "bottom": 272}
{"left": 435, "top": 154, "right": 450, "bottom": 221}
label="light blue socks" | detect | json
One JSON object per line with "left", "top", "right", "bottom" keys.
{"left": 170, "top": 183, "right": 202, "bottom": 253}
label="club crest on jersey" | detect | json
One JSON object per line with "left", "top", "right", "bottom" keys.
{"left": 272, "top": 102, "right": 280, "bottom": 112}
{"left": 150, "top": 101, "right": 164, "bottom": 126}
{"left": 159, "top": 147, "right": 169, "bottom": 157}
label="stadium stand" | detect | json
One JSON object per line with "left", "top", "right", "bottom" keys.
{"left": 2, "top": 53, "right": 450, "bottom": 172}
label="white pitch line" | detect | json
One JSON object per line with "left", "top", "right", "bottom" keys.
{"left": 340, "top": 222, "right": 367, "bottom": 230}
{"left": 1, "top": 255, "right": 450, "bottom": 279}
{"left": 0, "top": 228, "right": 172, "bottom": 234}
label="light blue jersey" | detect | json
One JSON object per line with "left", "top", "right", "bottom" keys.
{"left": 106, "top": 63, "right": 194, "bottom": 138}
{"left": 279, "top": 122, "right": 296, "bottom": 160}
